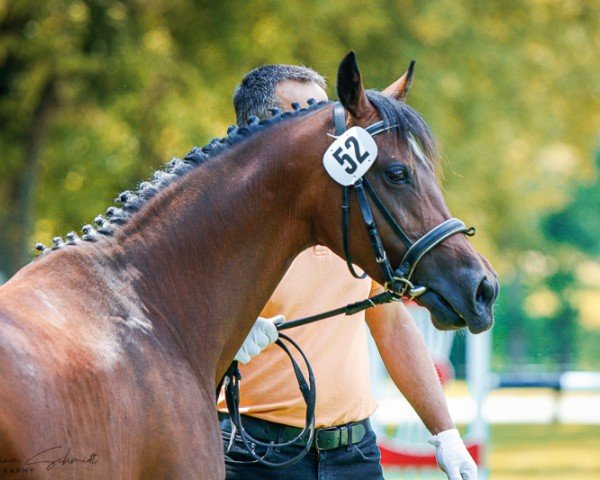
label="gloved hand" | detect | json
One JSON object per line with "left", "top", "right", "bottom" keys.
{"left": 234, "top": 315, "right": 283, "bottom": 364}
{"left": 428, "top": 428, "right": 478, "bottom": 480}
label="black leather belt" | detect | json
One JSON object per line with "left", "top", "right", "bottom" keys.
{"left": 219, "top": 412, "right": 370, "bottom": 451}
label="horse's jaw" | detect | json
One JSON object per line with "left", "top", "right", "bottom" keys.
{"left": 356, "top": 249, "right": 497, "bottom": 334}
{"left": 415, "top": 287, "right": 495, "bottom": 334}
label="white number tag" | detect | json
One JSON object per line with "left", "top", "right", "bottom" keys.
{"left": 322, "top": 126, "right": 378, "bottom": 186}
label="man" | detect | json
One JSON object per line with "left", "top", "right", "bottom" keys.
{"left": 217, "top": 64, "right": 477, "bottom": 480}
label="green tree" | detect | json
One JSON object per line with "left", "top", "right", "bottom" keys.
{"left": 0, "top": 0, "right": 214, "bottom": 274}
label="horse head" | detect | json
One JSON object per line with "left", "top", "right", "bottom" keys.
{"left": 314, "top": 52, "right": 498, "bottom": 333}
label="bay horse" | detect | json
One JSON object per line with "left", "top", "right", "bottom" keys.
{"left": 0, "top": 52, "right": 497, "bottom": 479}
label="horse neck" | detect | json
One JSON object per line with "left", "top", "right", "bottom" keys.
{"left": 113, "top": 108, "right": 333, "bottom": 383}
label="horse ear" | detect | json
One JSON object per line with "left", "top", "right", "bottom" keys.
{"left": 337, "top": 51, "right": 370, "bottom": 119}
{"left": 383, "top": 60, "right": 416, "bottom": 101}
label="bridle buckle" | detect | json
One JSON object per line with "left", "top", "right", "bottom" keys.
{"left": 407, "top": 284, "right": 428, "bottom": 299}
{"left": 387, "top": 277, "right": 428, "bottom": 300}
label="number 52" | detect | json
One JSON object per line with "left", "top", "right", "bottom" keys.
{"left": 332, "top": 136, "right": 370, "bottom": 174}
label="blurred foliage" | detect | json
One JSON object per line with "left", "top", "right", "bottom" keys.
{"left": 1, "top": 0, "right": 599, "bottom": 368}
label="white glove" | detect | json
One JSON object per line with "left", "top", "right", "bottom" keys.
{"left": 428, "top": 429, "right": 478, "bottom": 480}
{"left": 234, "top": 315, "right": 283, "bottom": 364}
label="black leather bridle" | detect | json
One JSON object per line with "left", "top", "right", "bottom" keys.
{"left": 221, "top": 102, "right": 475, "bottom": 468}
{"left": 333, "top": 102, "right": 474, "bottom": 299}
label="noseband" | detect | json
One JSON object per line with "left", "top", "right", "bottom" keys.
{"left": 333, "top": 102, "right": 474, "bottom": 299}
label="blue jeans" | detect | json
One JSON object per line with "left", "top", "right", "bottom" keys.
{"left": 221, "top": 418, "right": 384, "bottom": 480}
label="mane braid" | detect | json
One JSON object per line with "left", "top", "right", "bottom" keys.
{"left": 34, "top": 99, "right": 331, "bottom": 256}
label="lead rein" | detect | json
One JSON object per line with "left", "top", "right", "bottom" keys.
{"left": 276, "top": 289, "right": 401, "bottom": 331}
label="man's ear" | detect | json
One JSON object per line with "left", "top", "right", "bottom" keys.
{"left": 382, "top": 60, "right": 416, "bottom": 101}
{"left": 336, "top": 51, "right": 370, "bottom": 118}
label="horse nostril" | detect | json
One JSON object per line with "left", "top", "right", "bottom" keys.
{"left": 476, "top": 276, "right": 496, "bottom": 306}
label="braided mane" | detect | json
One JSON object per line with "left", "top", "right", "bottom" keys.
{"left": 36, "top": 99, "right": 330, "bottom": 255}
{"left": 36, "top": 91, "right": 436, "bottom": 256}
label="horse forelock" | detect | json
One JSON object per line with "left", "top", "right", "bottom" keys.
{"left": 365, "top": 90, "right": 439, "bottom": 172}
{"left": 36, "top": 99, "right": 331, "bottom": 256}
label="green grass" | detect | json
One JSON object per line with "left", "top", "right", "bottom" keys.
{"left": 488, "top": 424, "right": 600, "bottom": 479}
{"left": 384, "top": 424, "right": 600, "bottom": 479}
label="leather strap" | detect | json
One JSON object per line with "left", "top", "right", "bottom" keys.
{"left": 222, "top": 333, "right": 316, "bottom": 468}
{"left": 277, "top": 289, "right": 399, "bottom": 331}
{"left": 394, "top": 218, "right": 474, "bottom": 279}
{"left": 333, "top": 102, "right": 346, "bottom": 135}
{"left": 337, "top": 102, "right": 367, "bottom": 280}
{"left": 342, "top": 185, "right": 367, "bottom": 279}
{"left": 362, "top": 176, "right": 413, "bottom": 249}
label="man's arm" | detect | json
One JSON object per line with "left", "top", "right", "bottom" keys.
{"left": 366, "top": 300, "right": 478, "bottom": 479}
{"left": 366, "top": 300, "right": 454, "bottom": 434}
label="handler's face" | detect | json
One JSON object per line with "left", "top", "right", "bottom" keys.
{"left": 274, "top": 80, "right": 328, "bottom": 111}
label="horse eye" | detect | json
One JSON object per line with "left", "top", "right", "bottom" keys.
{"left": 385, "top": 165, "right": 410, "bottom": 184}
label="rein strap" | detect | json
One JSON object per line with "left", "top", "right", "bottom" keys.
{"left": 222, "top": 333, "right": 316, "bottom": 468}
{"left": 277, "top": 290, "right": 400, "bottom": 331}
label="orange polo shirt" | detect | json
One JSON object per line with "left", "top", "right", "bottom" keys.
{"left": 217, "top": 246, "right": 380, "bottom": 428}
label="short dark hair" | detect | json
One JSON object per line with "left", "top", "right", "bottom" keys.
{"left": 233, "top": 65, "right": 326, "bottom": 125}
